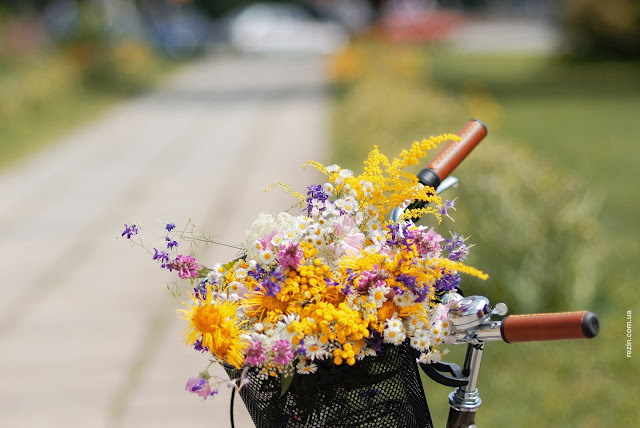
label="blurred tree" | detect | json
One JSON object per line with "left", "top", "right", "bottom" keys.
{"left": 560, "top": 0, "right": 640, "bottom": 58}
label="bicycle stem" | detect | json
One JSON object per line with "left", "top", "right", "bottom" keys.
{"left": 446, "top": 343, "right": 484, "bottom": 428}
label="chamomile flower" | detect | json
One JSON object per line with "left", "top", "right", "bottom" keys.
{"left": 417, "top": 349, "right": 449, "bottom": 365}
{"left": 323, "top": 182, "right": 334, "bottom": 195}
{"left": 356, "top": 346, "right": 377, "bottom": 360}
{"left": 325, "top": 164, "right": 340, "bottom": 174}
{"left": 394, "top": 292, "right": 414, "bottom": 307}
{"left": 343, "top": 196, "right": 358, "bottom": 214}
{"left": 305, "top": 335, "right": 329, "bottom": 360}
{"left": 386, "top": 316, "right": 403, "bottom": 331}
{"left": 259, "top": 249, "right": 275, "bottom": 265}
{"left": 228, "top": 281, "right": 247, "bottom": 296}
{"left": 296, "top": 360, "right": 319, "bottom": 374}
{"left": 369, "top": 230, "right": 387, "bottom": 250}
{"left": 383, "top": 326, "right": 406, "bottom": 346}
{"left": 410, "top": 330, "right": 431, "bottom": 352}
{"left": 368, "top": 286, "right": 389, "bottom": 308}
{"left": 360, "top": 180, "right": 374, "bottom": 198}
{"left": 339, "top": 169, "right": 353, "bottom": 179}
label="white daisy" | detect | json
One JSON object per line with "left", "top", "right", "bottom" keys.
{"left": 386, "top": 316, "right": 403, "bottom": 331}
{"left": 296, "top": 360, "right": 318, "bottom": 375}
{"left": 339, "top": 169, "right": 353, "bottom": 179}
{"left": 383, "top": 327, "right": 406, "bottom": 346}
{"left": 305, "top": 336, "right": 330, "bottom": 360}
{"left": 356, "top": 346, "right": 377, "bottom": 360}
{"left": 410, "top": 330, "right": 431, "bottom": 352}
{"left": 360, "top": 180, "right": 374, "bottom": 198}
{"left": 326, "top": 164, "right": 340, "bottom": 174}
{"left": 259, "top": 249, "right": 275, "bottom": 265}
{"left": 393, "top": 292, "right": 414, "bottom": 307}
{"left": 343, "top": 196, "right": 358, "bottom": 213}
{"left": 368, "top": 285, "right": 389, "bottom": 308}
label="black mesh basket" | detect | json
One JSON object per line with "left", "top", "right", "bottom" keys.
{"left": 225, "top": 341, "right": 433, "bottom": 428}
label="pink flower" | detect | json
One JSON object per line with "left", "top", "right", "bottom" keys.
{"left": 245, "top": 340, "right": 266, "bottom": 367}
{"left": 166, "top": 254, "right": 199, "bottom": 278}
{"left": 412, "top": 228, "right": 443, "bottom": 258}
{"left": 277, "top": 241, "right": 304, "bottom": 271}
{"left": 185, "top": 376, "right": 218, "bottom": 400}
{"left": 272, "top": 339, "right": 294, "bottom": 366}
{"left": 258, "top": 230, "right": 277, "bottom": 251}
{"left": 330, "top": 215, "right": 365, "bottom": 256}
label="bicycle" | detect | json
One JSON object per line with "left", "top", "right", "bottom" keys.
{"left": 225, "top": 119, "right": 600, "bottom": 428}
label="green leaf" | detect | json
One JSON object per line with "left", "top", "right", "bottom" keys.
{"left": 281, "top": 371, "right": 294, "bottom": 396}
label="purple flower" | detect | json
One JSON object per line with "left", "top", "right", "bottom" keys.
{"left": 166, "top": 237, "right": 179, "bottom": 249}
{"left": 166, "top": 254, "right": 199, "bottom": 279}
{"left": 434, "top": 270, "right": 461, "bottom": 292}
{"left": 438, "top": 199, "right": 457, "bottom": 220}
{"left": 261, "top": 275, "right": 282, "bottom": 297}
{"left": 386, "top": 222, "right": 407, "bottom": 246}
{"left": 166, "top": 222, "right": 176, "bottom": 232}
{"left": 185, "top": 375, "right": 218, "bottom": 400}
{"left": 121, "top": 224, "right": 138, "bottom": 239}
{"left": 296, "top": 338, "right": 307, "bottom": 356}
{"left": 396, "top": 273, "right": 429, "bottom": 303}
{"left": 193, "top": 338, "right": 210, "bottom": 353}
{"left": 356, "top": 268, "right": 389, "bottom": 292}
{"left": 245, "top": 340, "right": 266, "bottom": 367}
{"left": 272, "top": 339, "right": 294, "bottom": 366}
{"left": 443, "top": 233, "right": 469, "bottom": 262}
{"left": 277, "top": 241, "right": 304, "bottom": 271}
{"left": 153, "top": 248, "right": 170, "bottom": 266}
{"left": 305, "top": 184, "right": 329, "bottom": 215}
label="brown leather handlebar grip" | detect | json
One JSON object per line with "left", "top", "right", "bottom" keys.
{"left": 428, "top": 119, "right": 487, "bottom": 181}
{"left": 414, "top": 119, "right": 487, "bottom": 191}
{"left": 500, "top": 311, "right": 599, "bottom": 343}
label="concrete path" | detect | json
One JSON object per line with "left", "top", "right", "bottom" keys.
{"left": 0, "top": 53, "right": 329, "bottom": 428}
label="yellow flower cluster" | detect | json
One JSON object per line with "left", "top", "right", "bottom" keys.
{"left": 290, "top": 301, "right": 371, "bottom": 366}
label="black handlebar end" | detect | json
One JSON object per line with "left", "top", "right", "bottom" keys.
{"left": 582, "top": 312, "right": 600, "bottom": 338}
{"left": 416, "top": 168, "right": 442, "bottom": 189}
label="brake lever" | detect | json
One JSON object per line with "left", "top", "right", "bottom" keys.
{"left": 421, "top": 361, "right": 469, "bottom": 388}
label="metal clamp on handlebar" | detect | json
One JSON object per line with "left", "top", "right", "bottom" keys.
{"left": 419, "top": 294, "right": 508, "bottom": 389}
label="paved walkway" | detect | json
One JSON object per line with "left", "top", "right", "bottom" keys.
{"left": 0, "top": 53, "right": 329, "bottom": 428}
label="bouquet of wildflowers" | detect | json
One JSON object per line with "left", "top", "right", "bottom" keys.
{"left": 122, "top": 133, "right": 487, "bottom": 402}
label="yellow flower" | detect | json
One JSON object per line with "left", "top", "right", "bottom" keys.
{"left": 178, "top": 287, "right": 247, "bottom": 369}
{"left": 243, "top": 287, "right": 292, "bottom": 324}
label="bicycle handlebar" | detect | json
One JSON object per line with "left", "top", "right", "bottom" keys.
{"left": 416, "top": 119, "right": 487, "bottom": 189}
{"left": 500, "top": 311, "right": 599, "bottom": 343}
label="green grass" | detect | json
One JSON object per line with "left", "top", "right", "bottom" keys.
{"left": 329, "top": 40, "right": 639, "bottom": 427}
{"left": 427, "top": 52, "right": 640, "bottom": 239}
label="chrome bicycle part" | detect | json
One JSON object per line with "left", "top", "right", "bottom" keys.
{"left": 389, "top": 176, "right": 459, "bottom": 222}
{"left": 448, "top": 295, "right": 508, "bottom": 332}
{"left": 436, "top": 176, "right": 459, "bottom": 194}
